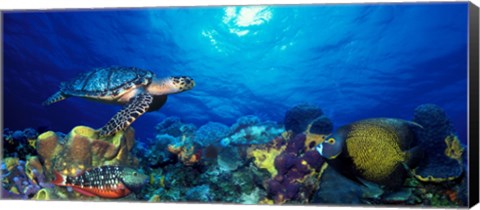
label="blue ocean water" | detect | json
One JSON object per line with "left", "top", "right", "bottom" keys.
{"left": 3, "top": 3, "right": 468, "bottom": 142}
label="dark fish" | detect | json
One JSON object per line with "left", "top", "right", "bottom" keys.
{"left": 316, "top": 118, "right": 423, "bottom": 189}
{"left": 52, "top": 165, "right": 148, "bottom": 198}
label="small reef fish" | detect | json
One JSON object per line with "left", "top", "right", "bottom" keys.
{"left": 52, "top": 165, "right": 148, "bottom": 199}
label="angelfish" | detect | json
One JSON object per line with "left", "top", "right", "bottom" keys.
{"left": 52, "top": 165, "right": 148, "bottom": 199}
{"left": 316, "top": 118, "right": 423, "bottom": 189}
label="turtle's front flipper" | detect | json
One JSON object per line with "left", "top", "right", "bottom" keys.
{"left": 97, "top": 92, "right": 153, "bottom": 137}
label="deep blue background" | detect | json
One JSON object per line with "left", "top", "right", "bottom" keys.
{"left": 3, "top": 3, "right": 469, "bottom": 142}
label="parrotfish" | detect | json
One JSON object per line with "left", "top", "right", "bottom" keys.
{"left": 52, "top": 165, "right": 148, "bottom": 198}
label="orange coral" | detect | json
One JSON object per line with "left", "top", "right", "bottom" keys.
{"left": 175, "top": 144, "right": 200, "bottom": 165}
{"left": 36, "top": 131, "right": 62, "bottom": 171}
{"left": 168, "top": 144, "right": 183, "bottom": 154}
{"left": 167, "top": 134, "right": 200, "bottom": 166}
{"left": 445, "top": 190, "right": 457, "bottom": 202}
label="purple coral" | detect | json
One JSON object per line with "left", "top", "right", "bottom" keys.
{"left": 266, "top": 175, "right": 301, "bottom": 203}
{"left": 285, "top": 134, "right": 306, "bottom": 154}
{"left": 303, "top": 150, "right": 324, "bottom": 170}
{"left": 265, "top": 131, "right": 327, "bottom": 204}
{"left": 1, "top": 160, "right": 51, "bottom": 199}
{"left": 284, "top": 104, "right": 323, "bottom": 134}
{"left": 274, "top": 153, "right": 296, "bottom": 176}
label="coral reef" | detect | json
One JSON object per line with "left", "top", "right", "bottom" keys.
{"left": 168, "top": 139, "right": 200, "bottom": 166}
{"left": 412, "top": 104, "right": 465, "bottom": 182}
{"left": 239, "top": 110, "right": 333, "bottom": 204}
{"left": 1, "top": 158, "right": 53, "bottom": 199}
{"left": 155, "top": 117, "right": 184, "bottom": 137}
{"left": 216, "top": 147, "right": 243, "bottom": 172}
{"left": 133, "top": 134, "right": 176, "bottom": 168}
{"left": 1, "top": 125, "right": 140, "bottom": 200}
{"left": 152, "top": 117, "right": 201, "bottom": 166}
{"left": 221, "top": 116, "right": 284, "bottom": 146}
{"left": 36, "top": 126, "right": 137, "bottom": 178}
{"left": 264, "top": 134, "right": 328, "bottom": 204}
{"left": 246, "top": 132, "right": 328, "bottom": 204}
{"left": 247, "top": 136, "right": 286, "bottom": 177}
{"left": 230, "top": 115, "right": 262, "bottom": 133}
{"left": 167, "top": 129, "right": 200, "bottom": 166}
{"left": 185, "top": 185, "right": 211, "bottom": 202}
{"left": 1, "top": 106, "right": 468, "bottom": 207}
{"left": 2, "top": 128, "right": 38, "bottom": 159}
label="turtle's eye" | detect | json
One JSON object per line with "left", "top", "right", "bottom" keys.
{"left": 133, "top": 172, "right": 137, "bottom": 176}
{"left": 327, "top": 138, "right": 335, "bottom": 144}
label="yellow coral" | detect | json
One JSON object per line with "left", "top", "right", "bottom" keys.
{"left": 444, "top": 134, "right": 464, "bottom": 162}
{"left": 248, "top": 145, "right": 286, "bottom": 177}
{"left": 3, "top": 157, "right": 19, "bottom": 171}
{"left": 413, "top": 170, "right": 457, "bottom": 183}
{"left": 305, "top": 133, "right": 327, "bottom": 151}
{"left": 9, "top": 186, "right": 20, "bottom": 195}
{"left": 304, "top": 124, "right": 329, "bottom": 150}
{"left": 25, "top": 156, "right": 43, "bottom": 184}
{"left": 281, "top": 131, "right": 293, "bottom": 141}
{"left": 159, "top": 175, "right": 165, "bottom": 188}
{"left": 148, "top": 195, "right": 161, "bottom": 202}
{"left": 71, "top": 126, "right": 96, "bottom": 138}
{"left": 149, "top": 174, "right": 155, "bottom": 185}
{"left": 259, "top": 197, "right": 274, "bottom": 204}
{"left": 32, "top": 188, "right": 55, "bottom": 200}
{"left": 28, "top": 139, "right": 37, "bottom": 149}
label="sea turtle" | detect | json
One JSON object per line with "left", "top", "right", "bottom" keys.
{"left": 43, "top": 66, "right": 195, "bottom": 137}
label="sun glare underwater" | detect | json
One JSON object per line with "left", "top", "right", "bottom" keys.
{"left": 2, "top": 2, "right": 471, "bottom": 207}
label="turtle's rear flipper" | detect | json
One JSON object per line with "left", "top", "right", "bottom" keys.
{"left": 97, "top": 92, "right": 153, "bottom": 137}
{"left": 42, "top": 91, "right": 67, "bottom": 106}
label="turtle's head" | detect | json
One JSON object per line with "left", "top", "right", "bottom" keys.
{"left": 147, "top": 76, "right": 195, "bottom": 95}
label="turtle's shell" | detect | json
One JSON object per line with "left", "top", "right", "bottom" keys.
{"left": 61, "top": 66, "right": 154, "bottom": 99}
